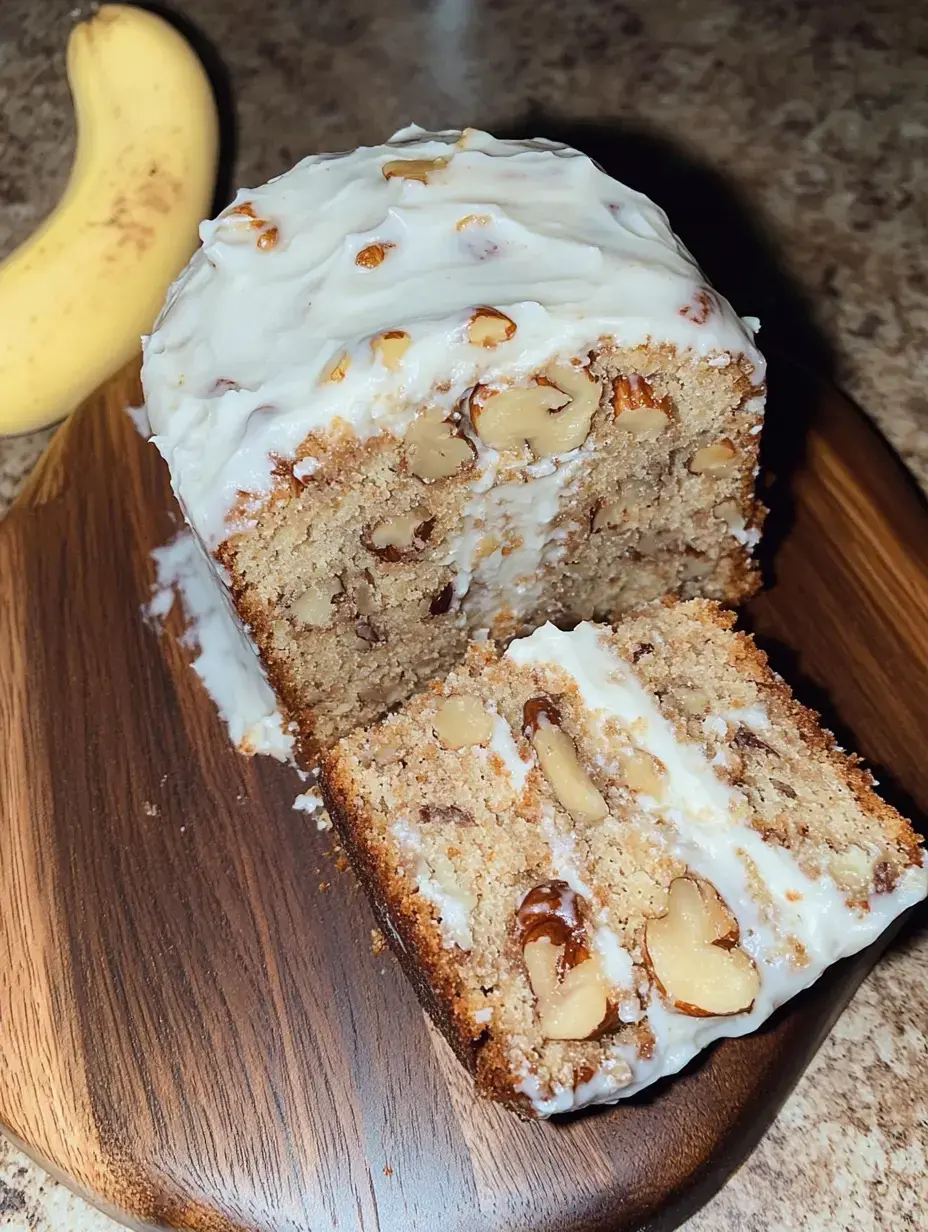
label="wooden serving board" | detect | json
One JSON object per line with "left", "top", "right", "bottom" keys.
{"left": 1, "top": 357, "right": 926, "bottom": 1232}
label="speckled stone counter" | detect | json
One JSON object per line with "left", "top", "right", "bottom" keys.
{"left": 1, "top": 1, "right": 926, "bottom": 1229}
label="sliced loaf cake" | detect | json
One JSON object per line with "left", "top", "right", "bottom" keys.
{"left": 143, "top": 127, "right": 766, "bottom": 758}
{"left": 320, "top": 600, "right": 926, "bottom": 1116}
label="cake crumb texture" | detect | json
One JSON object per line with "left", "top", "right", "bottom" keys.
{"left": 321, "top": 599, "right": 926, "bottom": 1117}
{"left": 142, "top": 128, "right": 767, "bottom": 757}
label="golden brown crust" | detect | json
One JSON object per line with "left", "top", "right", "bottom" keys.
{"left": 320, "top": 749, "right": 537, "bottom": 1115}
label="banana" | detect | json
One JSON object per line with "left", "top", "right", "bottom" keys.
{"left": 0, "top": 4, "right": 218, "bottom": 435}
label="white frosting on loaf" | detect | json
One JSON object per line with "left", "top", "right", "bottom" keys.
{"left": 505, "top": 622, "right": 927, "bottom": 1115}
{"left": 143, "top": 125, "right": 765, "bottom": 549}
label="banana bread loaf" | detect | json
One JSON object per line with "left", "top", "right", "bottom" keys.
{"left": 143, "top": 127, "right": 766, "bottom": 758}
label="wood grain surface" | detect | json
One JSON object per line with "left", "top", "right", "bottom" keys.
{"left": 0, "top": 356, "right": 926, "bottom": 1232}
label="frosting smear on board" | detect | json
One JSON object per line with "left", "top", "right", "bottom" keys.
{"left": 143, "top": 125, "right": 765, "bottom": 549}
{"left": 146, "top": 528, "right": 295, "bottom": 760}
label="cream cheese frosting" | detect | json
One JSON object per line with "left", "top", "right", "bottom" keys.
{"left": 142, "top": 125, "right": 765, "bottom": 550}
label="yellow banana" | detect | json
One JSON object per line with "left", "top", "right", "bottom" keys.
{"left": 0, "top": 4, "right": 218, "bottom": 435}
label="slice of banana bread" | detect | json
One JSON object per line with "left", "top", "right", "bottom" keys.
{"left": 320, "top": 600, "right": 926, "bottom": 1118}
{"left": 143, "top": 126, "right": 766, "bottom": 759}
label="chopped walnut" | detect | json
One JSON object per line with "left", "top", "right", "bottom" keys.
{"left": 404, "top": 409, "right": 475, "bottom": 481}
{"left": 679, "top": 289, "right": 715, "bottom": 324}
{"left": 382, "top": 157, "right": 449, "bottom": 182}
{"left": 523, "top": 696, "right": 608, "bottom": 824}
{"left": 363, "top": 508, "right": 434, "bottom": 561}
{"left": 456, "top": 213, "right": 492, "bottom": 230}
{"left": 471, "top": 362, "right": 601, "bottom": 458}
{"left": 419, "top": 803, "right": 475, "bottom": 826}
{"left": 516, "top": 882, "right": 617, "bottom": 1040}
{"left": 371, "top": 330, "right": 412, "bottom": 371}
{"left": 466, "top": 307, "right": 517, "bottom": 347}
{"left": 322, "top": 352, "right": 351, "bottom": 383}
{"left": 356, "top": 242, "right": 395, "bottom": 268}
{"left": 644, "top": 876, "right": 759, "bottom": 1016}
{"left": 689, "top": 439, "right": 738, "bottom": 477}
{"left": 433, "top": 696, "right": 494, "bottom": 749}
{"left": 612, "top": 374, "right": 671, "bottom": 438}
{"left": 291, "top": 579, "right": 343, "bottom": 627}
{"left": 429, "top": 582, "right": 454, "bottom": 615}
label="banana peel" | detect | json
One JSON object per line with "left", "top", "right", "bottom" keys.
{"left": 0, "top": 4, "right": 218, "bottom": 436}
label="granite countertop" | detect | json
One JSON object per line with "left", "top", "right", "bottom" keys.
{"left": 1, "top": 0, "right": 926, "bottom": 1229}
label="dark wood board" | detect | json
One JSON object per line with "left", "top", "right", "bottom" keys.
{"left": 1, "top": 357, "right": 926, "bottom": 1232}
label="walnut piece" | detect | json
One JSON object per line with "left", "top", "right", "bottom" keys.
{"left": 523, "top": 938, "right": 611, "bottom": 1040}
{"left": 381, "top": 156, "right": 449, "bottom": 182}
{"left": 353, "top": 573, "right": 379, "bottom": 616}
{"left": 689, "top": 439, "right": 738, "bottom": 477}
{"left": 419, "top": 803, "right": 475, "bottom": 826}
{"left": 226, "top": 201, "right": 261, "bottom": 223}
{"left": 291, "top": 578, "right": 343, "bottom": 627}
{"left": 371, "top": 330, "right": 412, "bottom": 371}
{"left": 322, "top": 352, "right": 351, "bottom": 383}
{"left": 405, "top": 409, "right": 475, "bottom": 481}
{"left": 522, "top": 697, "right": 608, "bottom": 824}
{"left": 354, "top": 620, "right": 381, "bottom": 646}
{"left": 591, "top": 479, "right": 651, "bottom": 532}
{"left": 368, "top": 729, "right": 405, "bottom": 766}
{"left": 713, "top": 499, "right": 744, "bottom": 531}
{"left": 618, "top": 748, "right": 667, "bottom": 799}
{"left": 612, "top": 374, "right": 671, "bottom": 438}
{"left": 829, "top": 845, "right": 873, "bottom": 898}
{"left": 429, "top": 582, "right": 454, "bottom": 615}
{"left": 456, "top": 213, "right": 492, "bottom": 230}
{"left": 680, "top": 289, "right": 714, "bottom": 324}
{"left": 466, "top": 307, "right": 517, "bottom": 347}
{"left": 644, "top": 876, "right": 759, "bottom": 1016}
{"left": 364, "top": 508, "right": 434, "bottom": 561}
{"left": 516, "top": 881, "right": 612, "bottom": 1040}
{"left": 516, "top": 879, "right": 587, "bottom": 950}
{"left": 356, "top": 242, "right": 394, "bottom": 268}
{"left": 471, "top": 362, "right": 601, "bottom": 457}
{"left": 433, "top": 696, "right": 494, "bottom": 750}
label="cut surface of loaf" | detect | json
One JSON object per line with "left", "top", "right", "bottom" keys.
{"left": 320, "top": 600, "right": 926, "bottom": 1118}
{"left": 143, "top": 127, "right": 766, "bottom": 757}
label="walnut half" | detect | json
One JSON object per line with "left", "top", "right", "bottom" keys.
{"left": 523, "top": 697, "right": 608, "bottom": 824}
{"left": 516, "top": 881, "right": 616, "bottom": 1041}
{"left": 644, "top": 876, "right": 759, "bottom": 1016}
{"left": 612, "top": 374, "right": 671, "bottom": 438}
{"left": 404, "top": 409, "right": 475, "bottom": 482}
{"left": 470, "top": 362, "right": 601, "bottom": 458}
